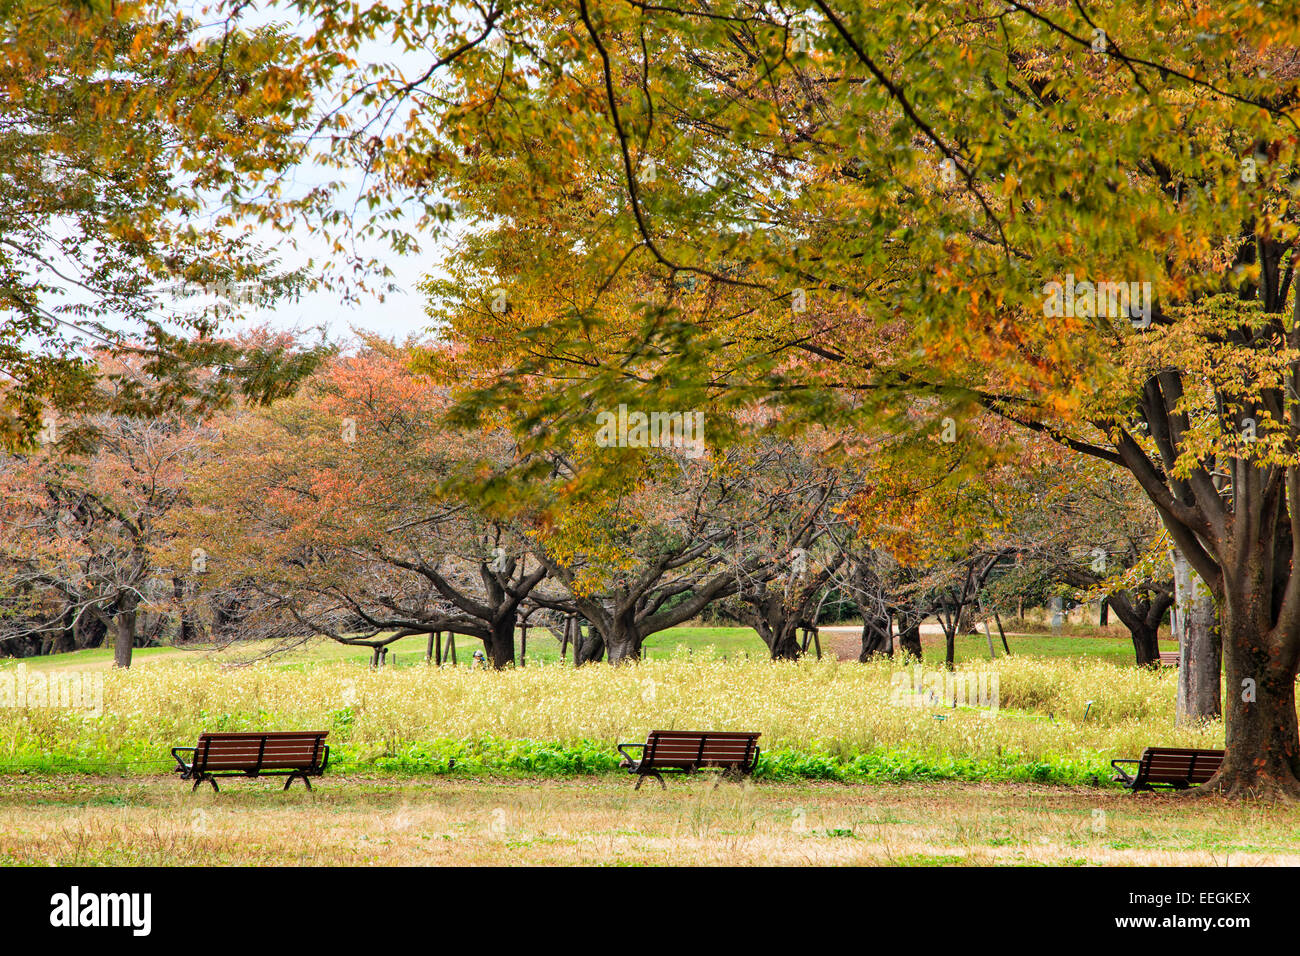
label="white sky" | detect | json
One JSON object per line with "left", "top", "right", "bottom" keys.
{"left": 194, "top": 0, "right": 452, "bottom": 346}
{"left": 221, "top": 224, "right": 437, "bottom": 346}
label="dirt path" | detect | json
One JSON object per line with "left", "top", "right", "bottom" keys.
{"left": 817, "top": 624, "right": 1049, "bottom": 662}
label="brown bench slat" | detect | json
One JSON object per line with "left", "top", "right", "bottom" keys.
{"left": 199, "top": 747, "right": 321, "bottom": 754}
{"left": 648, "top": 749, "right": 754, "bottom": 755}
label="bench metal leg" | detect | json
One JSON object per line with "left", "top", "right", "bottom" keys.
{"left": 192, "top": 775, "right": 217, "bottom": 793}
{"left": 634, "top": 772, "right": 665, "bottom": 791}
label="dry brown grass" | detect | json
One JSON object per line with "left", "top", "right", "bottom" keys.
{"left": 2, "top": 775, "right": 1296, "bottom": 866}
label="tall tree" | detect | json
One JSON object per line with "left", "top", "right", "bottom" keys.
{"left": 1012, "top": 456, "right": 1180, "bottom": 667}
{"left": 168, "top": 342, "right": 548, "bottom": 668}
{"left": 0, "top": 356, "right": 213, "bottom": 666}
{"left": 714, "top": 437, "right": 848, "bottom": 659}
{"left": 527, "top": 444, "right": 779, "bottom": 663}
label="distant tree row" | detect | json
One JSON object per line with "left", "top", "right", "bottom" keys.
{"left": 2, "top": 341, "right": 1209, "bottom": 700}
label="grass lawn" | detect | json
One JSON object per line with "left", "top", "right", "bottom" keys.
{"left": 913, "top": 630, "right": 1179, "bottom": 666}
{"left": 0, "top": 623, "right": 1176, "bottom": 672}
{"left": 1, "top": 775, "right": 1292, "bottom": 866}
{"left": 0, "top": 625, "right": 769, "bottom": 672}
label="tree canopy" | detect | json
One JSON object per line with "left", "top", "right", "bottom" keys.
{"left": 289, "top": 0, "right": 1300, "bottom": 797}
{"left": 0, "top": 0, "right": 331, "bottom": 447}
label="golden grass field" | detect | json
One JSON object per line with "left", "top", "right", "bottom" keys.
{"left": 0, "top": 652, "right": 1223, "bottom": 772}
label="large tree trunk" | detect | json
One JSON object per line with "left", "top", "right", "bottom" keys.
{"left": 897, "top": 621, "right": 922, "bottom": 660}
{"left": 1204, "top": 581, "right": 1300, "bottom": 799}
{"left": 112, "top": 609, "right": 136, "bottom": 669}
{"left": 1171, "top": 552, "right": 1221, "bottom": 723}
{"left": 76, "top": 612, "right": 107, "bottom": 649}
{"left": 603, "top": 612, "right": 642, "bottom": 664}
{"left": 173, "top": 576, "right": 197, "bottom": 644}
{"left": 768, "top": 622, "right": 803, "bottom": 661}
{"left": 729, "top": 578, "right": 831, "bottom": 661}
{"left": 483, "top": 613, "right": 518, "bottom": 669}
{"left": 737, "top": 595, "right": 805, "bottom": 660}
{"left": 574, "top": 624, "right": 606, "bottom": 665}
{"left": 50, "top": 604, "right": 76, "bottom": 655}
{"left": 1129, "top": 621, "right": 1160, "bottom": 667}
{"left": 857, "top": 609, "right": 892, "bottom": 661}
{"left": 1063, "top": 243, "right": 1300, "bottom": 799}
{"left": 1106, "top": 588, "right": 1168, "bottom": 667}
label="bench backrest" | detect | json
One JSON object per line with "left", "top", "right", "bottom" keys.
{"left": 194, "top": 732, "right": 328, "bottom": 773}
{"left": 1141, "top": 747, "right": 1223, "bottom": 784}
{"left": 644, "top": 731, "right": 760, "bottom": 769}
{"left": 1158, "top": 651, "right": 1180, "bottom": 666}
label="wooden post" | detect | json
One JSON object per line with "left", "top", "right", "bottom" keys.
{"left": 812, "top": 628, "right": 822, "bottom": 660}
{"left": 435, "top": 631, "right": 442, "bottom": 667}
{"left": 993, "top": 611, "right": 1011, "bottom": 655}
{"left": 371, "top": 645, "right": 381, "bottom": 669}
{"left": 560, "top": 615, "right": 571, "bottom": 661}
{"left": 426, "top": 632, "right": 435, "bottom": 664}
{"left": 520, "top": 623, "right": 528, "bottom": 667}
{"left": 448, "top": 633, "right": 457, "bottom": 665}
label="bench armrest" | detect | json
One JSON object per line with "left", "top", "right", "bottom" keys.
{"left": 617, "top": 743, "right": 645, "bottom": 767}
{"left": 171, "top": 747, "right": 197, "bottom": 777}
{"left": 319, "top": 745, "right": 330, "bottom": 773}
{"left": 1110, "top": 758, "right": 1140, "bottom": 785}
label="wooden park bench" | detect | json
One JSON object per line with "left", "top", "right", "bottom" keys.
{"left": 1111, "top": 746, "right": 1223, "bottom": 792}
{"left": 172, "top": 731, "right": 330, "bottom": 793}
{"left": 617, "top": 730, "right": 761, "bottom": 790}
{"left": 1158, "top": 651, "right": 1180, "bottom": 667}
